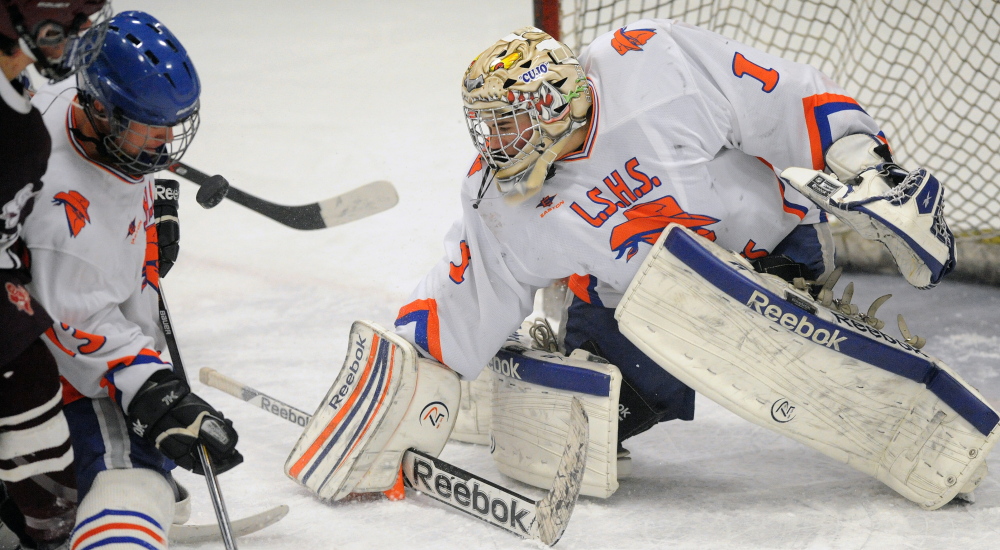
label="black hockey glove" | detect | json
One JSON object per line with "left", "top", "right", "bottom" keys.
{"left": 153, "top": 179, "right": 180, "bottom": 277}
{"left": 128, "top": 370, "right": 243, "bottom": 475}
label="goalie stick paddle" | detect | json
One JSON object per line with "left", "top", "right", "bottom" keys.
{"left": 166, "top": 162, "right": 399, "bottom": 230}
{"left": 198, "top": 367, "right": 589, "bottom": 546}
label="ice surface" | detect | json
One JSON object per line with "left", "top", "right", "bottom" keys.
{"left": 109, "top": 2, "right": 1000, "bottom": 548}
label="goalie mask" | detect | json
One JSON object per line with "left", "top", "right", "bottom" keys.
{"left": 462, "top": 27, "right": 591, "bottom": 201}
{"left": 76, "top": 10, "right": 200, "bottom": 175}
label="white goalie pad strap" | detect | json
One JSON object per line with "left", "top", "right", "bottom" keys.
{"left": 351, "top": 357, "right": 460, "bottom": 493}
{"left": 615, "top": 224, "right": 999, "bottom": 509}
{"left": 451, "top": 368, "right": 494, "bottom": 445}
{"left": 490, "top": 344, "right": 622, "bottom": 498}
{"left": 284, "top": 320, "right": 419, "bottom": 500}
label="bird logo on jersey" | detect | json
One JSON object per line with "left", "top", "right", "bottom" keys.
{"left": 52, "top": 191, "right": 91, "bottom": 237}
{"left": 611, "top": 27, "right": 657, "bottom": 55}
{"left": 468, "top": 156, "right": 484, "bottom": 177}
{"left": 609, "top": 196, "right": 718, "bottom": 260}
{"left": 5, "top": 282, "right": 34, "bottom": 315}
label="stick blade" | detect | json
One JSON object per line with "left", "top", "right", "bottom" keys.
{"left": 169, "top": 504, "right": 289, "bottom": 544}
{"left": 318, "top": 180, "right": 398, "bottom": 228}
{"left": 535, "top": 397, "right": 589, "bottom": 546}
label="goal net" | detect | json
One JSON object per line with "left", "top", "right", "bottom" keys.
{"left": 535, "top": 0, "right": 1000, "bottom": 285}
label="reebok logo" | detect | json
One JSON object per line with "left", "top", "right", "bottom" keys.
{"left": 746, "top": 290, "right": 848, "bottom": 351}
{"left": 410, "top": 455, "right": 534, "bottom": 536}
{"left": 489, "top": 356, "right": 521, "bottom": 379}
{"left": 329, "top": 335, "right": 367, "bottom": 411}
{"left": 260, "top": 396, "right": 308, "bottom": 427}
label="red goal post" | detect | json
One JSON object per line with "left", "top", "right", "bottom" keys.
{"left": 533, "top": 0, "right": 1000, "bottom": 285}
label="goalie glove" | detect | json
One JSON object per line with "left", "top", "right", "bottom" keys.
{"left": 128, "top": 370, "right": 243, "bottom": 475}
{"left": 783, "top": 166, "right": 955, "bottom": 289}
{"left": 153, "top": 179, "right": 180, "bottom": 277}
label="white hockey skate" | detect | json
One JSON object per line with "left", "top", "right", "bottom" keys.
{"left": 783, "top": 166, "right": 956, "bottom": 288}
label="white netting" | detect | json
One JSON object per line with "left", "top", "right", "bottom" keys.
{"left": 557, "top": 0, "right": 1000, "bottom": 243}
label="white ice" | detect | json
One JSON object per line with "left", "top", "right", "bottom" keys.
{"left": 108, "top": 1, "right": 1000, "bottom": 548}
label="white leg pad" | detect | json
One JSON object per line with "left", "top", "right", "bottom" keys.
{"left": 615, "top": 224, "right": 999, "bottom": 509}
{"left": 285, "top": 321, "right": 459, "bottom": 499}
{"left": 490, "top": 344, "right": 623, "bottom": 498}
{"left": 450, "top": 368, "right": 494, "bottom": 445}
{"left": 71, "top": 469, "right": 174, "bottom": 550}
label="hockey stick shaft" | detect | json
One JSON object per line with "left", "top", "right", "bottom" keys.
{"left": 158, "top": 292, "right": 239, "bottom": 550}
{"left": 198, "top": 367, "right": 587, "bottom": 545}
{"left": 166, "top": 162, "right": 398, "bottom": 230}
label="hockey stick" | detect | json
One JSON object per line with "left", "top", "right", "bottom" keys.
{"left": 170, "top": 505, "right": 289, "bottom": 544}
{"left": 166, "top": 162, "right": 398, "bottom": 230}
{"left": 199, "top": 367, "right": 589, "bottom": 546}
{"left": 158, "top": 291, "right": 240, "bottom": 550}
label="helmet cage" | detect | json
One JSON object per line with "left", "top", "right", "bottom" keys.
{"left": 89, "top": 101, "right": 200, "bottom": 175}
{"left": 11, "top": 2, "right": 111, "bottom": 81}
{"left": 464, "top": 102, "right": 544, "bottom": 182}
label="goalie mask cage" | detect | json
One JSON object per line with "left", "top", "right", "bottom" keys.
{"left": 533, "top": 0, "right": 1000, "bottom": 285}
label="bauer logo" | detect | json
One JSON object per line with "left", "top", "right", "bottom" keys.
{"left": 409, "top": 455, "right": 534, "bottom": 536}
{"left": 328, "top": 334, "right": 368, "bottom": 411}
{"left": 746, "top": 290, "right": 848, "bottom": 351}
{"left": 419, "top": 401, "right": 451, "bottom": 428}
{"left": 771, "top": 398, "right": 796, "bottom": 423}
{"left": 488, "top": 356, "right": 521, "bottom": 379}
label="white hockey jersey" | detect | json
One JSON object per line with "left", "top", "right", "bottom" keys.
{"left": 24, "top": 78, "right": 170, "bottom": 410}
{"left": 394, "top": 20, "right": 888, "bottom": 380}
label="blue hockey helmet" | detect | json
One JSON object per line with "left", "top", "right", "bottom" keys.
{"left": 77, "top": 10, "right": 200, "bottom": 175}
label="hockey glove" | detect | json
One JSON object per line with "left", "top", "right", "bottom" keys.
{"left": 128, "top": 370, "right": 243, "bottom": 475}
{"left": 153, "top": 179, "right": 180, "bottom": 277}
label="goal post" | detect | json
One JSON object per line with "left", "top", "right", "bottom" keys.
{"left": 533, "top": 0, "right": 1000, "bottom": 285}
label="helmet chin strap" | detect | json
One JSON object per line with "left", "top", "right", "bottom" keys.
{"left": 501, "top": 131, "right": 574, "bottom": 205}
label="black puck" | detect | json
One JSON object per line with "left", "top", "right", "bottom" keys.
{"left": 196, "top": 175, "right": 230, "bottom": 209}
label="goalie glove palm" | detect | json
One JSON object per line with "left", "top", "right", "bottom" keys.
{"left": 129, "top": 370, "right": 243, "bottom": 475}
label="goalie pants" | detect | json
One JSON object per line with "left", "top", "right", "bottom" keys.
{"left": 63, "top": 397, "right": 180, "bottom": 500}
{"left": 565, "top": 223, "right": 831, "bottom": 443}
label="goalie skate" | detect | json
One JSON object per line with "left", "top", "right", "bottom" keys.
{"left": 783, "top": 167, "right": 955, "bottom": 288}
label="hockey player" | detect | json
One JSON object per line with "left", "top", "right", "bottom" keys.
{"left": 286, "top": 21, "right": 986, "bottom": 512}
{"left": 1, "top": 1, "right": 109, "bottom": 548}
{"left": 21, "top": 11, "right": 240, "bottom": 549}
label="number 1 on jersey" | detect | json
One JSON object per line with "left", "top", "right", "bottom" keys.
{"left": 732, "top": 52, "right": 779, "bottom": 92}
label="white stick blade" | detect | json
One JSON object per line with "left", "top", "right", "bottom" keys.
{"left": 318, "top": 180, "right": 398, "bottom": 227}
{"left": 169, "top": 504, "right": 289, "bottom": 544}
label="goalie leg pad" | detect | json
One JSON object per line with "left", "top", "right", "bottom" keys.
{"left": 71, "top": 469, "right": 174, "bottom": 550}
{"left": 490, "top": 344, "right": 623, "bottom": 498}
{"left": 615, "top": 224, "right": 999, "bottom": 509}
{"left": 285, "top": 321, "right": 459, "bottom": 499}
{"left": 450, "top": 368, "right": 493, "bottom": 445}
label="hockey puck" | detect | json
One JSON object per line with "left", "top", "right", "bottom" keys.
{"left": 196, "top": 175, "right": 230, "bottom": 209}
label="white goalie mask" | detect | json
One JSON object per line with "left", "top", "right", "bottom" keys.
{"left": 462, "top": 27, "right": 592, "bottom": 201}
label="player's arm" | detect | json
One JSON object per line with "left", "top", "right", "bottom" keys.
{"left": 674, "top": 25, "right": 954, "bottom": 287}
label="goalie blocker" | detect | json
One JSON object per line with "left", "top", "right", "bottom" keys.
{"left": 615, "top": 224, "right": 999, "bottom": 509}
{"left": 285, "top": 321, "right": 460, "bottom": 499}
